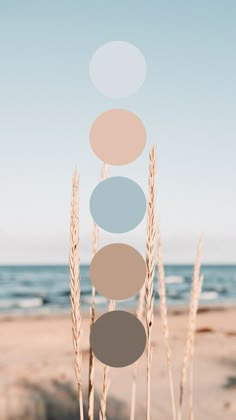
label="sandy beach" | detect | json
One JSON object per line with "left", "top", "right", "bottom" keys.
{"left": 0, "top": 305, "right": 235, "bottom": 420}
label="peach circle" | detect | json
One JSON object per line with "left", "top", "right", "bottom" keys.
{"left": 90, "top": 109, "right": 146, "bottom": 165}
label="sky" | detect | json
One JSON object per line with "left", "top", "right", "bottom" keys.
{"left": 0, "top": 0, "right": 235, "bottom": 264}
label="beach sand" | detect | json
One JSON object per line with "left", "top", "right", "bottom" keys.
{"left": 0, "top": 306, "right": 235, "bottom": 419}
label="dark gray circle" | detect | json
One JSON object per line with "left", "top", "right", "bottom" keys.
{"left": 90, "top": 310, "right": 146, "bottom": 368}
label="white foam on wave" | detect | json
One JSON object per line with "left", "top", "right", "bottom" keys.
{"left": 0, "top": 300, "right": 13, "bottom": 309}
{"left": 18, "top": 298, "right": 42, "bottom": 308}
{"left": 165, "top": 276, "right": 184, "bottom": 284}
{"left": 81, "top": 296, "right": 108, "bottom": 305}
{"left": 200, "top": 291, "right": 218, "bottom": 301}
{"left": 0, "top": 297, "right": 42, "bottom": 309}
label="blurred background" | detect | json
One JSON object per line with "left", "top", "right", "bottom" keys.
{"left": 0, "top": 1, "right": 235, "bottom": 419}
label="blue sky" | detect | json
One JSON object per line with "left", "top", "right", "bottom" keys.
{"left": 0, "top": 0, "right": 235, "bottom": 263}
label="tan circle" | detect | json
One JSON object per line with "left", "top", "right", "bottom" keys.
{"left": 90, "top": 243, "right": 146, "bottom": 300}
{"left": 90, "top": 311, "right": 146, "bottom": 367}
{"left": 90, "top": 109, "right": 146, "bottom": 165}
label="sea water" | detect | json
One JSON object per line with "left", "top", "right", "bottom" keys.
{"left": 0, "top": 265, "right": 235, "bottom": 315}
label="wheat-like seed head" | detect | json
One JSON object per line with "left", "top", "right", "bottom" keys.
{"left": 145, "top": 146, "right": 156, "bottom": 420}
{"left": 145, "top": 146, "right": 156, "bottom": 337}
{"left": 69, "top": 169, "right": 84, "bottom": 420}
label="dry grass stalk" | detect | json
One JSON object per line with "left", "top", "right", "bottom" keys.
{"left": 130, "top": 283, "right": 146, "bottom": 420}
{"left": 189, "top": 274, "right": 204, "bottom": 420}
{"left": 157, "top": 224, "right": 176, "bottom": 420}
{"left": 99, "top": 299, "right": 116, "bottom": 420}
{"left": 178, "top": 237, "right": 203, "bottom": 420}
{"left": 130, "top": 365, "right": 137, "bottom": 420}
{"left": 137, "top": 283, "right": 146, "bottom": 321}
{"left": 145, "top": 146, "right": 156, "bottom": 420}
{"left": 99, "top": 365, "right": 110, "bottom": 420}
{"left": 88, "top": 163, "right": 109, "bottom": 420}
{"left": 69, "top": 169, "right": 84, "bottom": 420}
{"left": 130, "top": 146, "right": 156, "bottom": 420}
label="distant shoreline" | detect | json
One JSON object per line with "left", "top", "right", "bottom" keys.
{"left": 1, "top": 302, "right": 235, "bottom": 321}
{"left": 0, "top": 263, "right": 236, "bottom": 267}
{"left": 1, "top": 264, "right": 235, "bottom": 315}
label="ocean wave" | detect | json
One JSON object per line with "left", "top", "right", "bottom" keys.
{"left": 200, "top": 291, "right": 219, "bottom": 301}
{"left": 166, "top": 291, "right": 183, "bottom": 300}
{"left": 165, "top": 276, "right": 184, "bottom": 284}
{"left": 81, "top": 295, "right": 108, "bottom": 305}
{"left": 0, "top": 297, "right": 43, "bottom": 309}
{"left": 0, "top": 265, "right": 235, "bottom": 314}
{"left": 204, "top": 286, "right": 228, "bottom": 295}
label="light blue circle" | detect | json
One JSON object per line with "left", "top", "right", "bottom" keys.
{"left": 90, "top": 177, "right": 146, "bottom": 233}
{"left": 89, "top": 41, "right": 147, "bottom": 99}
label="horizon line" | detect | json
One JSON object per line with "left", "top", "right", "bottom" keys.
{"left": 0, "top": 262, "right": 235, "bottom": 267}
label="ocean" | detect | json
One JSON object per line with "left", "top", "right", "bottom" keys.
{"left": 0, "top": 265, "right": 235, "bottom": 315}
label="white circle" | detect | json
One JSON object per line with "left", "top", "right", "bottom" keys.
{"left": 89, "top": 41, "right": 147, "bottom": 99}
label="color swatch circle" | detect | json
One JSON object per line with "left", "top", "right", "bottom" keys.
{"left": 89, "top": 41, "right": 147, "bottom": 98}
{"left": 90, "top": 311, "right": 146, "bottom": 367}
{"left": 90, "top": 177, "right": 146, "bottom": 233}
{"left": 90, "top": 244, "right": 146, "bottom": 300}
{"left": 90, "top": 109, "right": 146, "bottom": 166}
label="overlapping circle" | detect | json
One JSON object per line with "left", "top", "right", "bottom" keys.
{"left": 88, "top": 41, "right": 147, "bottom": 368}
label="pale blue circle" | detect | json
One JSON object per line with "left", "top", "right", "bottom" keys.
{"left": 89, "top": 41, "right": 147, "bottom": 99}
{"left": 90, "top": 177, "right": 146, "bottom": 233}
